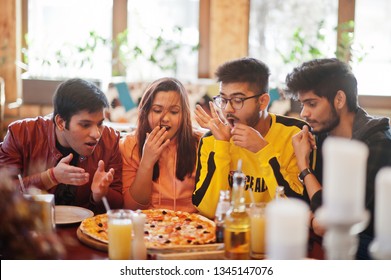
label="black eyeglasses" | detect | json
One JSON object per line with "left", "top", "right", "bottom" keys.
{"left": 213, "top": 93, "right": 264, "bottom": 110}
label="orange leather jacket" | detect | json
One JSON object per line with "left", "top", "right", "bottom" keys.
{"left": 0, "top": 116, "right": 123, "bottom": 213}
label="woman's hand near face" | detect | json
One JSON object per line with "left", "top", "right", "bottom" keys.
{"left": 140, "top": 126, "right": 170, "bottom": 169}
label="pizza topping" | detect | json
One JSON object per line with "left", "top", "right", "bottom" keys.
{"left": 79, "top": 209, "right": 216, "bottom": 248}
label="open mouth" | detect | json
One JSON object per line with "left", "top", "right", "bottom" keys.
{"left": 85, "top": 141, "right": 97, "bottom": 148}
{"left": 227, "top": 119, "right": 235, "bottom": 127}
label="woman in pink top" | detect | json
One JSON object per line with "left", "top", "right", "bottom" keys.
{"left": 120, "top": 77, "right": 202, "bottom": 212}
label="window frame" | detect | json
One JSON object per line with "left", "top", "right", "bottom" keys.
{"left": 20, "top": 0, "right": 391, "bottom": 110}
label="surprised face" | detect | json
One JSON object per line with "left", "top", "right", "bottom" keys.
{"left": 148, "top": 90, "right": 182, "bottom": 140}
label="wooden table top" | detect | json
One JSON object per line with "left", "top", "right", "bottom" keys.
{"left": 56, "top": 223, "right": 107, "bottom": 260}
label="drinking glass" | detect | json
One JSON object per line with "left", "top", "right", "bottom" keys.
{"left": 108, "top": 209, "right": 133, "bottom": 260}
{"left": 24, "top": 193, "right": 55, "bottom": 233}
{"left": 249, "top": 202, "right": 266, "bottom": 259}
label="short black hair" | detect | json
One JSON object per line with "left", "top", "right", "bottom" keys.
{"left": 215, "top": 57, "right": 270, "bottom": 94}
{"left": 285, "top": 58, "right": 358, "bottom": 112}
{"left": 53, "top": 78, "right": 109, "bottom": 127}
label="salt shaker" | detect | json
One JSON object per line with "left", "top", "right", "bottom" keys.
{"left": 132, "top": 210, "right": 147, "bottom": 260}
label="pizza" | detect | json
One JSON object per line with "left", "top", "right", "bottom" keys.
{"left": 79, "top": 212, "right": 108, "bottom": 243}
{"left": 79, "top": 209, "right": 216, "bottom": 248}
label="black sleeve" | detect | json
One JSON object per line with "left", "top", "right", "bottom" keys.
{"left": 310, "top": 190, "right": 322, "bottom": 213}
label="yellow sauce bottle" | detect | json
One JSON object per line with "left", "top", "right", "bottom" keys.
{"left": 224, "top": 159, "right": 250, "bottom": 259}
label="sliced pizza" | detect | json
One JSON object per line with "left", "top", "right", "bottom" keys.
{"left": 79, "top": 209, "right": 216, "bottom": 248}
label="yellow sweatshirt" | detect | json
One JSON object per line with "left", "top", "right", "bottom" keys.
{"left": 192, "top": 113, "right": 309, "bottom": 219}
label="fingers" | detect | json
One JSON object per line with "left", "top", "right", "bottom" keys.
{"left": 108, "top": 168, "right": 115, "bottom": 176}
{"left": 147, "top": 126, "right": 168, "bottom": 144}
{"left": 231, "top": 123, "right": 255, "bottom": 137}
{"left": 230, "top": 123, "right": 246, "bottom": 133}
{"left": 195, "top": 104, "right": 212, "bottom": 123}
{"left": 97, "top": 160, "right": 105, "bottom": 172}
{"left": 148, "top": 126, "right": 164, "bottom": 138}
{"left": 158, "top": 139, "right": 171, "bottom": 151}
{"left": 195, "top": 104, "right": 209, "bottom": 116}
{"left": 209, "top": 101, "right": 220, "bottom": 119}
{"left": 103, "top": 168, "right": 115, "bottom": 184}
{"left": 55, "top": 163, "right": 89, "bottom": 185}
{"left": 194, "top": 114, "right": 206, "bottom": 128}
{"left": 303, "top": 125, "right": 317, "bottom": 149}
{"left": 292, "top": 132, "right": 302, "bottom": 146}
{"left": 58, "top": 153, "right": 73, "bottom": 164}
{"left": 308, "top": 134, "right": 317, "bottom": 150}
{"left": 301, "top": 125, "right": 309, "bottom": 141}
{"left": 69, "top": 176, "right": 90, "bottom": 186}
{"left": 293, "top": 125, "right": 309, "bottom": 145}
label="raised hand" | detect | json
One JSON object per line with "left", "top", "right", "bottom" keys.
{"left": 91, "top": 160, "right": 115, "bottom": 202}
{"left": 52, "top": 153, "right": 89, "bottom": 186}
{"left": 194, "top": 102, "right": 231, "bottom": 141}
{"left": 292, "top": 125, "right": 316, "bottom": 170}
{"left": 230, "top": 123, "right": 268, "bottom": 153}
{"left": 140, "top": 126, "right": 171, "bottom": 169}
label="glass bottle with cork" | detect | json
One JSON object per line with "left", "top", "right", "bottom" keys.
{"left": 275, "top": 186, "right": 285, "bottom": 200}
{"left": 224, "top": 159, "right": 251, "bottom": 259}
{"left": 214, "top": 189, "right": 231, "bottom": 243}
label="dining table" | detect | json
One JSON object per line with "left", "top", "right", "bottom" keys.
{"left": 55, "top": 222, "right": 324, "bottom": 260}
{"left": 56, "top": 223, "right": 107, "bottom": 260}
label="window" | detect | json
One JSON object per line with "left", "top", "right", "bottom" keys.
{"left": 353, "top": 0, "right": 391, "bottom": 96}
{"left": 126, "top": 0, "right": 199, "bottom": 82}
{"left": 249, "top": 0, "right": 338, "bottom": 88}
{"left": 25, "top": 0, "right": 199, "bottom": 82}
{"left": 26, "top": 0, "right": 112, "bottom": 80}
{"left": 249, "top": 0, "right": 391, "bottom": 97}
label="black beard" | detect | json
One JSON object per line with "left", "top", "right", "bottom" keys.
{"left": 314, "top": 106, "right": 340, "bottom": 135}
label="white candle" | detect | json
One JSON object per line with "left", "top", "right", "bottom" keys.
{"left": 265, "top": 199, "right": 309, "bottom": 259}
{"left": 374, "top": 167, "right": 391, "bottom": 248}
{"left": 322, "top": 137, "right": 368, "bottom": 222}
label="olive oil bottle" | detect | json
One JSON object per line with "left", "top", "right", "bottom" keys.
{"left": 224, "top": 160, "right": 250, "bottom": 259}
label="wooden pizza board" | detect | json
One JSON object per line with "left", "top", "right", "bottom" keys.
{"left": 77, "top": 225, "right": 225, "bottom": 258}
{"left": 77, "top": 227, "right": 108, "bottom": 252}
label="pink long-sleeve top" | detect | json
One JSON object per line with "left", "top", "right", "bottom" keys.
{"left": 119, "top": 132, "right": 198, "bottom": 213}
